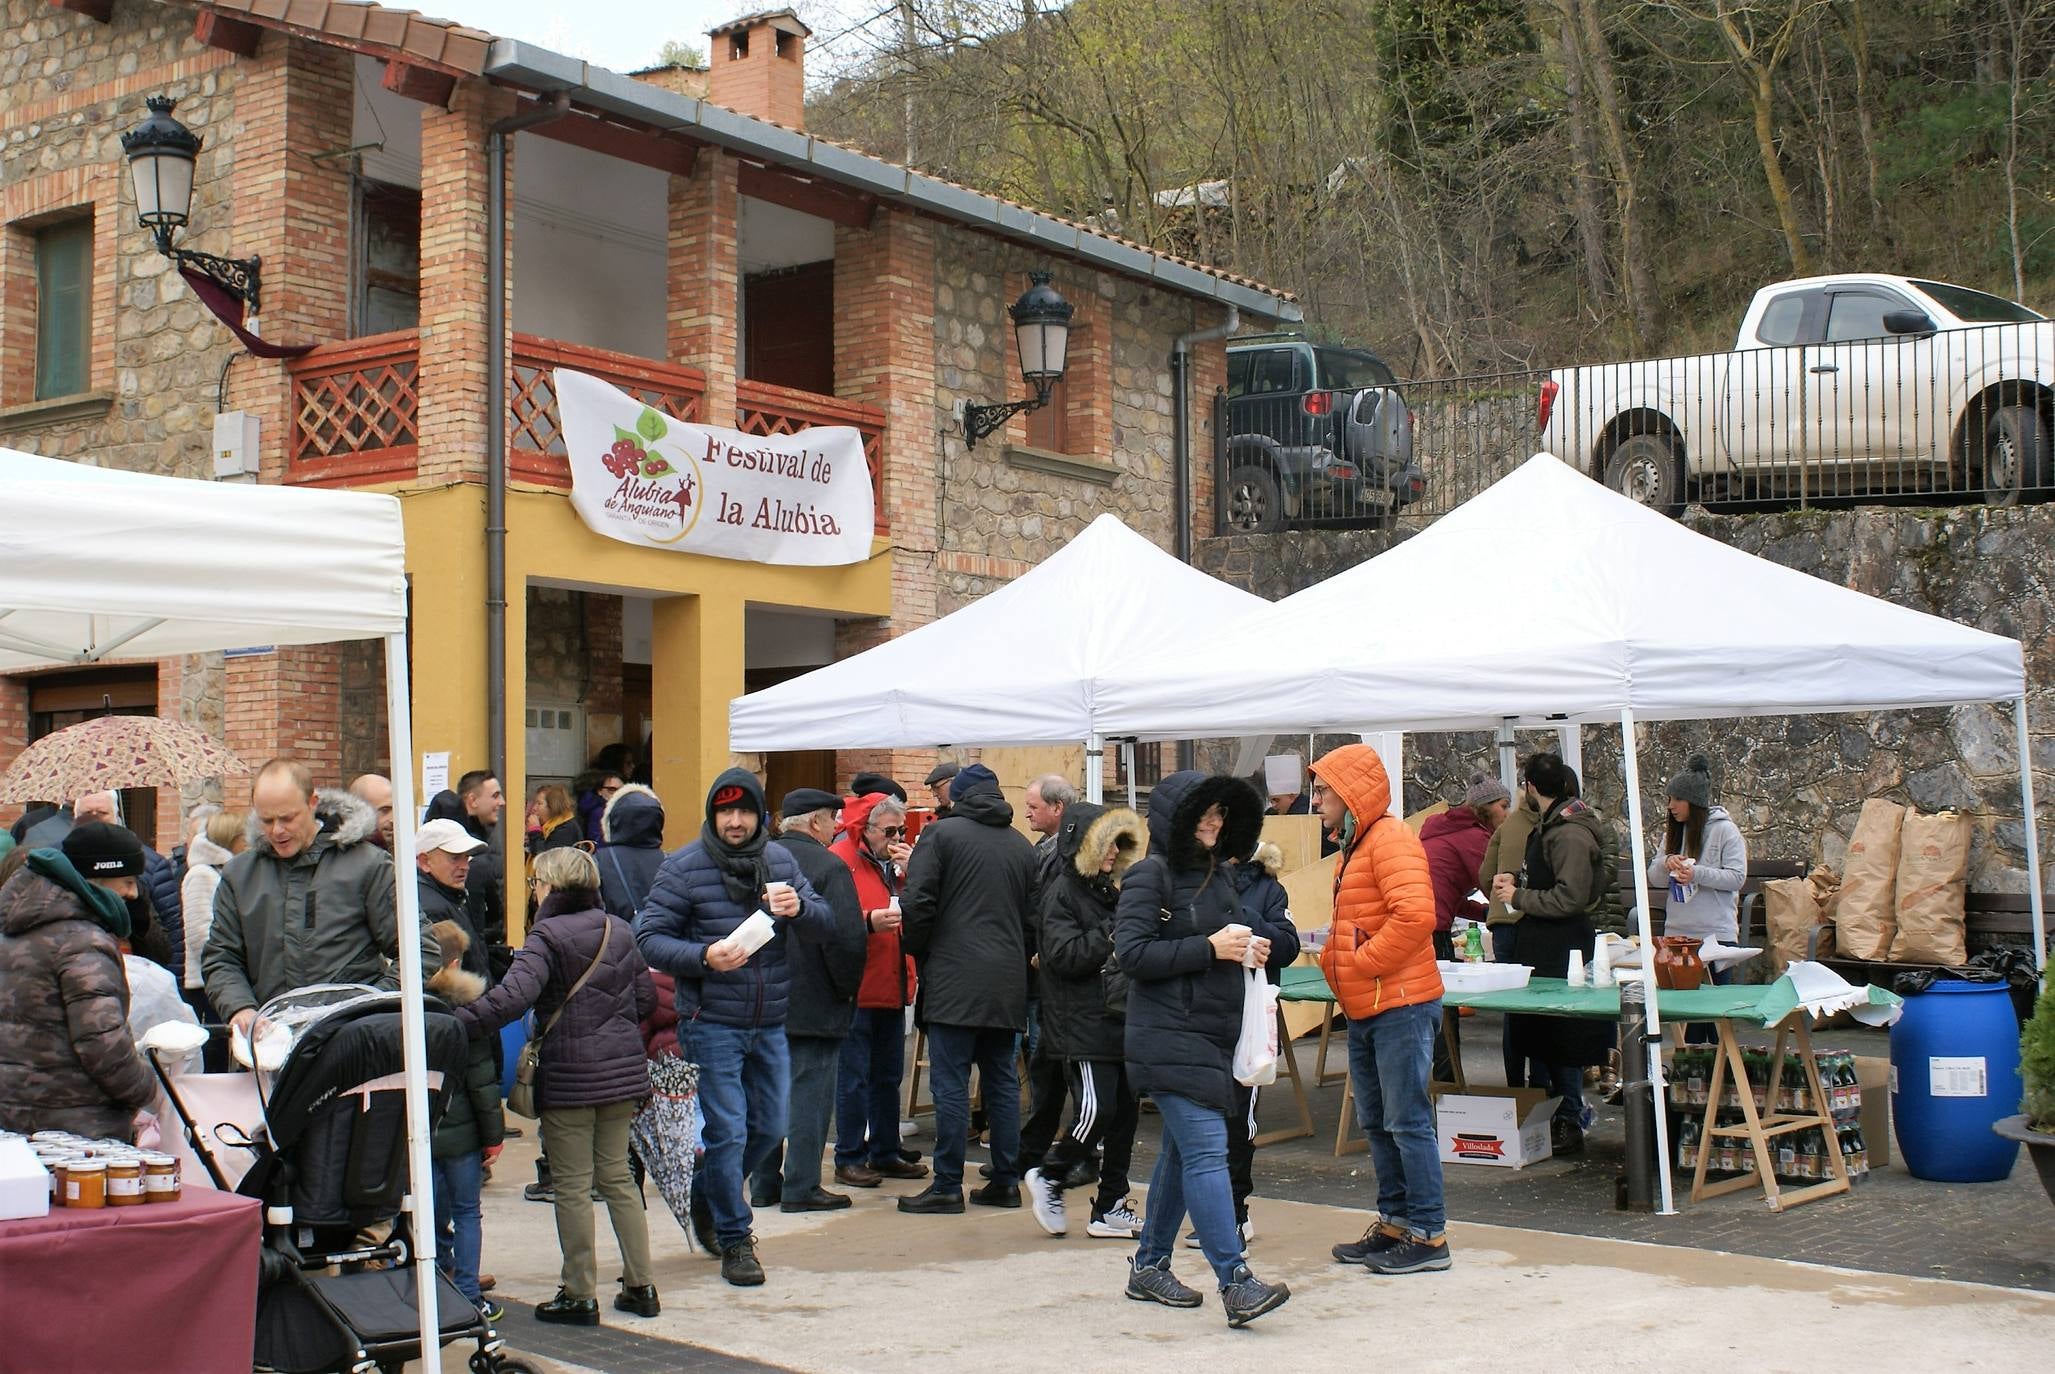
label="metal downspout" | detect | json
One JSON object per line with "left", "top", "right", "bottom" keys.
{"left": 485, "top": 92, "right": 569, "bottom": 789}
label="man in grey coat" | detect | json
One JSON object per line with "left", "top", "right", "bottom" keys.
{"left": 203, "top": 759, "right": 427, "bottom": 1037}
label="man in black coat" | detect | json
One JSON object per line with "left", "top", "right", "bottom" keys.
{"left": 750, "top": 789, "right": 869, "bottom": 1211}
{"left": 413, "top": 818, "right": 492, "bottom": 985}
{"left": 897, "top": 763, "right": 1037, "bottom": 1214}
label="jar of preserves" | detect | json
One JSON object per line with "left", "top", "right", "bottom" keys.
{"left": 105, "top": 1157, "right": 144, "bottom": 1206}
{"left": 64, "top": 1158, "right": 107, "bottom": 1208}
{"left": 141, "top": 1153, "right": 181, "bottom": 1203}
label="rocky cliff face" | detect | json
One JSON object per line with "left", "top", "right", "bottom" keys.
{"left": 1196, "top": 502, "right": 2053, "bottom": 894}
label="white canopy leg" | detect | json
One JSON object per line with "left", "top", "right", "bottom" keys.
{"left": 1497, "top": 717, "right": 1518, "bottom": 797}
{"left": 384, "top": 631, "right": 440, "bottom": 1355}
{"left": 1122, "top": 741, "right": 1137, "bottom": 810}
{"left": 2016, "top": 696, "right": 2046, "bottom": 975}
{"left": 1556, "top": 723, "right": 1582, "bottom": 782}
{"left": 1621, "top": 708, "right": 1677, "bottom": 1214}
{"left": 1364, "top": 731, "right": 1404, "bottom": 817}
{"left": 1084, "top": 733, "right": 1104, "bottom": 804}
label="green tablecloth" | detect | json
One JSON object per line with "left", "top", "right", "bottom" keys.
{"left": 1276, "top": 965, "right": 1898, "bottom": 1030}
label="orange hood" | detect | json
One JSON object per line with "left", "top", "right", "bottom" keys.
{"left": 1311, "top": 743, "right": 1391, "bottom": 825}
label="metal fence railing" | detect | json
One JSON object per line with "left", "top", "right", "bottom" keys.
{"left": 1214, "top": 320, "right": 2054, "bottom": 533}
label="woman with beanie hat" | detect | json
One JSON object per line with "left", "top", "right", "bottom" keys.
{"left": 1647, "top": 755, "right": 1748, "bottom": 1042}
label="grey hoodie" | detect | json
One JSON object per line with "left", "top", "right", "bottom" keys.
{"left": 202, "top": 788, "right": 431, "bottom": 1018}
{"left": 1646, "top": 804, "right": 1747, "bottom": 942}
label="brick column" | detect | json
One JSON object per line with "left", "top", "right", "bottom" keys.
{"left": 416, "top": 81, "right": 511, "bottom": 486}
{"left": 668, "top": 155, "right": 739, "bottom": 422}
{"left": 1189, "top": 325, "right": 1229, "bottom": 541}
{"left": 0, "top": 676, "right": 28, "bottom": 833}
{"left": 831, "top": 210, "right": 940, "bottom": 790}
{"left": 225, "top": 648, "right": 342, "bottom": 783}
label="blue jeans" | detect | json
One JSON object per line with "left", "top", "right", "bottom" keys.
{"left": 836, "top": 1008, "right": 906, "bottom": 1168}
{"left": 681, "top": 1019, "right": 790, "bottom": 1249}
{"left": 926, "top": 1023, "right": 1020, "bottom": 1190}
{"left": 431, "top": 1151, "right": 484, "bottom": 1305}
{"left": 1527, "top": 1059, "right": 1588, "bottom": 1129}
{"left": 1133, "top": 1091, "right": 1242, "bottom": 1287}
{"left": 754, "top": 1033, "right": 841, "bottom": 1196}
{"left": 1347, "top": 1000, "right": 1447, "bottom": 1240}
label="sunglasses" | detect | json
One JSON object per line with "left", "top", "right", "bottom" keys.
{"left": 874, "top": 825, "right": 906, "bottom": 838}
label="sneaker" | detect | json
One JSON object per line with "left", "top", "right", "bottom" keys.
{"left": 522, "top": 1181, "right": 556, "bottom": 1204}
{"left": 1363, "top": 1233, "right": 1452, "bottom": 1275}
{"left": 1124, "top": 1256, "right": 1202, "bottom": 1309}
{"left": 1219, "top": 1265, "right": 1291, "bottom": 1328}
{"left": 720, "top": 1238, "right": 766, "bottom": 1287}
{"left": 1185, "top": 1219, "right": 1254, "bottom": 1251}
{"left": 1024, "top": 1168, "right": 1066, "bottom": 1236}
{"left": 1331, "top": 1220, "right": 1405, "bottom": 1266}
{"left": 478, "top": 1300, "right": 506, "bottom": 1324}
{"left": 614, "top": 1283, "right": 660, "bottom": 1317}
{"left": 1086, "top": 1200, "right": 1142, "bottom": 1238}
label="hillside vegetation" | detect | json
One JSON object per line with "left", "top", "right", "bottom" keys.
{"left": 808, "top": 0, "right": 2055, "bottom": 375}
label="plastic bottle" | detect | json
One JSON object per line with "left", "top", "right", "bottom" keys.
{"left": 1464, "top": 922, "right": 1485, "bottom": 963}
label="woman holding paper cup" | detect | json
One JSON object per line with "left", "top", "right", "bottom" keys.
{"left": 453, "top": 846, "right": 659, "bottom": 1326}
{"left": 1646, "top": 754, "right": 1747, "bottom": 1043}
{"left": 1114, "top": 771, "right": 1292, "bottom": 1328}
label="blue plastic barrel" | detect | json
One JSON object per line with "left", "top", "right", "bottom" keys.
{"left": 1889, "top": 980, "right": 2022, "bottom": 1182}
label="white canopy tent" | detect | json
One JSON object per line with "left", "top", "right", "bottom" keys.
{"left": 728, "top": 513, "right": 1268, "bottom": 800}
{"left": 0, "top": 448, "right": 443, "bottom": 1350}
{"left": 1096, "top": 453, "right": 2043, "bottom": 1212}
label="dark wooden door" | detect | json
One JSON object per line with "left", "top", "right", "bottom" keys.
{"left": 743, "top": 260, "right": 835, "bottom": 395}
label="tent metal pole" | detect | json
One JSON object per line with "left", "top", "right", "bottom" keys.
{"left": 1122, "top": 741, "right": 1137, "bottom": 809}
{"left": 383, "top": 631, "right": 439, "bottom": 1358}
{"left": 1497, "top": 718, "right": 1518, "bottom": 797}
{"left": 1620, "top": 707, "right": 1676, "bottom": 1214}
{"left": 2016, "top": 696, "right": 2046, "bottom": 975}
{"left": 1084, "top": 733, "right": 1104, "bottom": 804}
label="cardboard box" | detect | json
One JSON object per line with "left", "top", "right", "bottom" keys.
{"left": 1433, "top": 1087, "right": 1562, "bottom": 1168}
{"left": 0, "top": 1137, "right": 50, "bottom": 1220}
{"left": 1852, "top": 1054, "right": 1893, "bottom": 1168}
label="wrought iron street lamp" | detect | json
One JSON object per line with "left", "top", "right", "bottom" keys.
{"left": 962, "top": 271, "right": 1073, "bottom": 449}
{"left": 121, "top": 95, "right": 262, "bottom": 314}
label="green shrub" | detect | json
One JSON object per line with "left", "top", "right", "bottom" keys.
{"left": 2024, "top": 977, "right": 2055, "bottom": 1134}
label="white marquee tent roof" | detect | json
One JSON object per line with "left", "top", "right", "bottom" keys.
{"left": 729, "top": 513, "right": 1268, "bottom": 750}
{"left": 1093, "top": 453, "right": 2026, "bottom": 738}
{"left": 0, "top": 447, "right": 408, "bottom": 668}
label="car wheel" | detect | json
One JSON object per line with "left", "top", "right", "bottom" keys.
{"left": 1602, "top": 432, "right": 1685, "bottom": 515}
{"left": 1981, "top": 403, "right": 2050, "bottom": 506}
{"left": 1224, "top": 463, "right": 1286, "bottom": 533}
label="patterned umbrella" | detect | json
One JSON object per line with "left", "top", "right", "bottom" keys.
{"left": 0, "top": 714, "right": 250, "bottom": 803}
{"left": 630, "top": 1055, "right": 707, "bottom": 1252}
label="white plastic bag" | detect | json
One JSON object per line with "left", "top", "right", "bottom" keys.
{"left": 1232, "top": 967, "right": 1281, "bottom": 1087}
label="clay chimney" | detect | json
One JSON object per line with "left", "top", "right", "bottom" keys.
{"left": 706, "top": 9, "right": 810, "bottom": 130}
{"left": 630, "top": 63, "right": 709, "bottom": 100}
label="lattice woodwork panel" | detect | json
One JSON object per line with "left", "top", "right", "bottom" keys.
{"left": 293, "top": 359, "right": 419, "bottom": 460}
{"left": 511, "top": 364, "right": 703, "bottom": 458}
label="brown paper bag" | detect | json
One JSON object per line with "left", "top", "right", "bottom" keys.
{"left": 1890, "top": 809, "right": 1970, "bottom": 964}
{"left": 1767, "top": 866, "right": 1840, "bottom": 972}
{"left": 1832, "top": 800, "right": 1904, "bottom": 960}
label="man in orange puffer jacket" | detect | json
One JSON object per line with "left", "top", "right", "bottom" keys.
{"left": 1312, "top": 744, "right": 1451, "bottom": 1277}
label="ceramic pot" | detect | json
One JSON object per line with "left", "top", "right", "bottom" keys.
{"left": 1653, "top": 935, "right": 1707, "bottom": 991}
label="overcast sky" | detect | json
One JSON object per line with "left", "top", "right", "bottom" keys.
{"left": 424, "top": 1, "right": 894, "bottom": 80}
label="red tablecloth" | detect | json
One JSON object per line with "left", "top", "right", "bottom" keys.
{"left": 0, "top": 1184, "right": 259, "bottom": 1374}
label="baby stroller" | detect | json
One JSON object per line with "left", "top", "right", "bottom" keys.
{"left": 159, "top": 985, "right": 536, "bottom": 1374}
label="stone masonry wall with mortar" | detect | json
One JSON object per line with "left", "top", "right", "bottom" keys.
{"left": 1195, "top": 504, "right": 2055, "bottom": 899}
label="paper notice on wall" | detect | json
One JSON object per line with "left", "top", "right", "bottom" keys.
{"left": 421, "top": 751, "right": 450, "bottom": 806}
{"left": 1927, "top": 1056, "right": 1987, "bottom": 1098}
{"left": 556, "top": 368, "right": 874, "bottom": 566}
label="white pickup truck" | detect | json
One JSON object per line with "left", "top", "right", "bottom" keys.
{"left": 1537, "top": 274, "right": 2051, "bottom": 510}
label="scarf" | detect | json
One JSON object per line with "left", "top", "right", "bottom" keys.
{"left": 25, "top": 849, "right": 130, "bottom": 939}
{"left": 702, "top": 818, "right": 772, "bottom": 910}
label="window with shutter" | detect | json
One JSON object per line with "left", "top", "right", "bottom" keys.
{"left": 34, "top": 218, "right": 91, "bottom": 400}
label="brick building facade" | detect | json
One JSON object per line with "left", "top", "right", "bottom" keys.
{"left": 0, "top": 0, "right": 1294, "bottom": 867}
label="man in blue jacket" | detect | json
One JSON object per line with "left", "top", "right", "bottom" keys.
{"left": 636, "top": 768, "right": 835, "bottom": 1287}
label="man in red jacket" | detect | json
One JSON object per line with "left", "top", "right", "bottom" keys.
{"left": 1416, "top": 772, "right": 1509, "bottom": 1080}
{"left": 829, "top": 792, "right": 928, "bottom": 1187}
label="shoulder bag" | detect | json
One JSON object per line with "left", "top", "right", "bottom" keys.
{"left": 506, "top": 918, "right": 612, "bottom": 1119}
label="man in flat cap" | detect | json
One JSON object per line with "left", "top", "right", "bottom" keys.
{"left": 923, "top": 762, "right": 960, "bottom": 820}
{"left": 750, "top": 788, "right": 869, "bottom": 1212}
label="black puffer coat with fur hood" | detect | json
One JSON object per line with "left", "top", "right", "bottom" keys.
{"left": 1035, "top": 802, "right": 1146, "bottom": 1062}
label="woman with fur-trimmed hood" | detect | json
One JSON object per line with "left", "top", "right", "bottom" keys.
{"left": 1218, "top": 839, "right": 1303, "bottom": 1244}
{"left": 426, "top": 919, "right": 505, "bottom": 1314}
{"left": 1025, "top": 801, "right": 1146, "bottom": 1241}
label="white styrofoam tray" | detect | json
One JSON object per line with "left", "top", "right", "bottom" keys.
{"left": 1437, "top": 961, "right": 1533, "bottom": 993}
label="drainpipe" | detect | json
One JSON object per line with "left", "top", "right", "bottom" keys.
{"left": 1170, "top": 303, "right": 1238, "bottom": 769}
{"left": 485, "top": 92, "right": 570, "bottom": 789}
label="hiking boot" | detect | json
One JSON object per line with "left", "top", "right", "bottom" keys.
{"left": 1086, "top": 1200, "right": 1142, "bottom": 1238}
{"left": 1331, "top": 1219, "right": 1406, "bottom": 1266}
{"left": 1551, "top": 1118, "right": 1586, "bottom": 1156}
{"left": 835, "top": 1163, "right": 883, "bottom": 1188}
{"left": 896, "top": 1184, "right": 966, "bottom": 1215}
{"left": 1219, "top": 1265, "right": 1291, "bottom": 1328}
{"left": 1363, "top": 1233, "right": 1452, "bottom": 1275}
{"left": 613, "top": 1283, "right": 660, "bottom": 1318}
{"left": 535, "top": 1289, "right": 599, "bottom": 1325}
{"left": 522, "top": 1181, "right": 556, "bottom": 1204}
{"left": 720, "top": 1238, "right": 766, "bottom": 1287}
{"left": 1024, "top": 1168, "right": 1066, "bottom": 1236}
{"left": 1124, "top": 1256, "right": 1202, "bottom": 1309}
{"left": 969, "top": 1180, "right": 1020, "bottom": 1209}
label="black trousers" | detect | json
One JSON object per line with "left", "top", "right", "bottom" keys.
{"left": 1041, "top": 1059, "right": 1138, "bottom": 1216}
{"left": 1225, "top": 1081, "right": 1257, "bottom": 1225}
{"left": 1015, "top": 1043, "right": 1071, "bottom": 1174}
{"left": 1431, "top": 930, "right": 1462, "bottom": 1083}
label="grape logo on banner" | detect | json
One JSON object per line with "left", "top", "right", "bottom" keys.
{"left": 555, "top": 368, "right": 875, "bottom": 566}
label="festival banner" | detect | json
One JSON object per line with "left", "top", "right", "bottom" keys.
{"left": 555, "top": 368, "right": 875, "bottom": 566}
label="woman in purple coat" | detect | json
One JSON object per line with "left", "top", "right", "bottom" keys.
{"left": 456, "top": 847, "right": 658, "bottom": 1327}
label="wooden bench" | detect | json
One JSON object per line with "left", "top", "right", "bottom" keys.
{"left": 1808, "top": 890, "right": 2047, "bottom": 986}
{"left": 1614, "top": 858, "right": 1809, "bottom": 949}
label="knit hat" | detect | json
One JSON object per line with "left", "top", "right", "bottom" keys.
{"left": 1665, "top": 754, "right": 1713, "bottom": 809}
{"left": 923, "top": 762, "right": 960, "bottom": 788}
{"left": 1461, "top": 770, "right": 1510, "bottom": 809}
{"left": 780, "top": 787, "right": 843, "bottom": 818}
{"left": 949, "top": 763, "right": 999, "bottom": 802}
{"left": 61, "top": 821, "right": 148, "bottom": 879}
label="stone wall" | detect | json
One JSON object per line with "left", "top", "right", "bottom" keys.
{"left": 1195, "top": 502, "right": 2055, "bottom": 896}
{"left": 524, "top": 588, "right": 624, "bottom": 768}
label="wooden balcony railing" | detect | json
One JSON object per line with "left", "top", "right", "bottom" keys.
{"left": 735, "top": 377, "right": 888, "bottom": 535}
{"left": 286, "top": 335, "right": 886, "bottom": 536}
{"left": 285, "top": 330, "right": 421, "bottom": 486}
{"left": 508, "top": 335, "right": 706, "bottom": 487}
